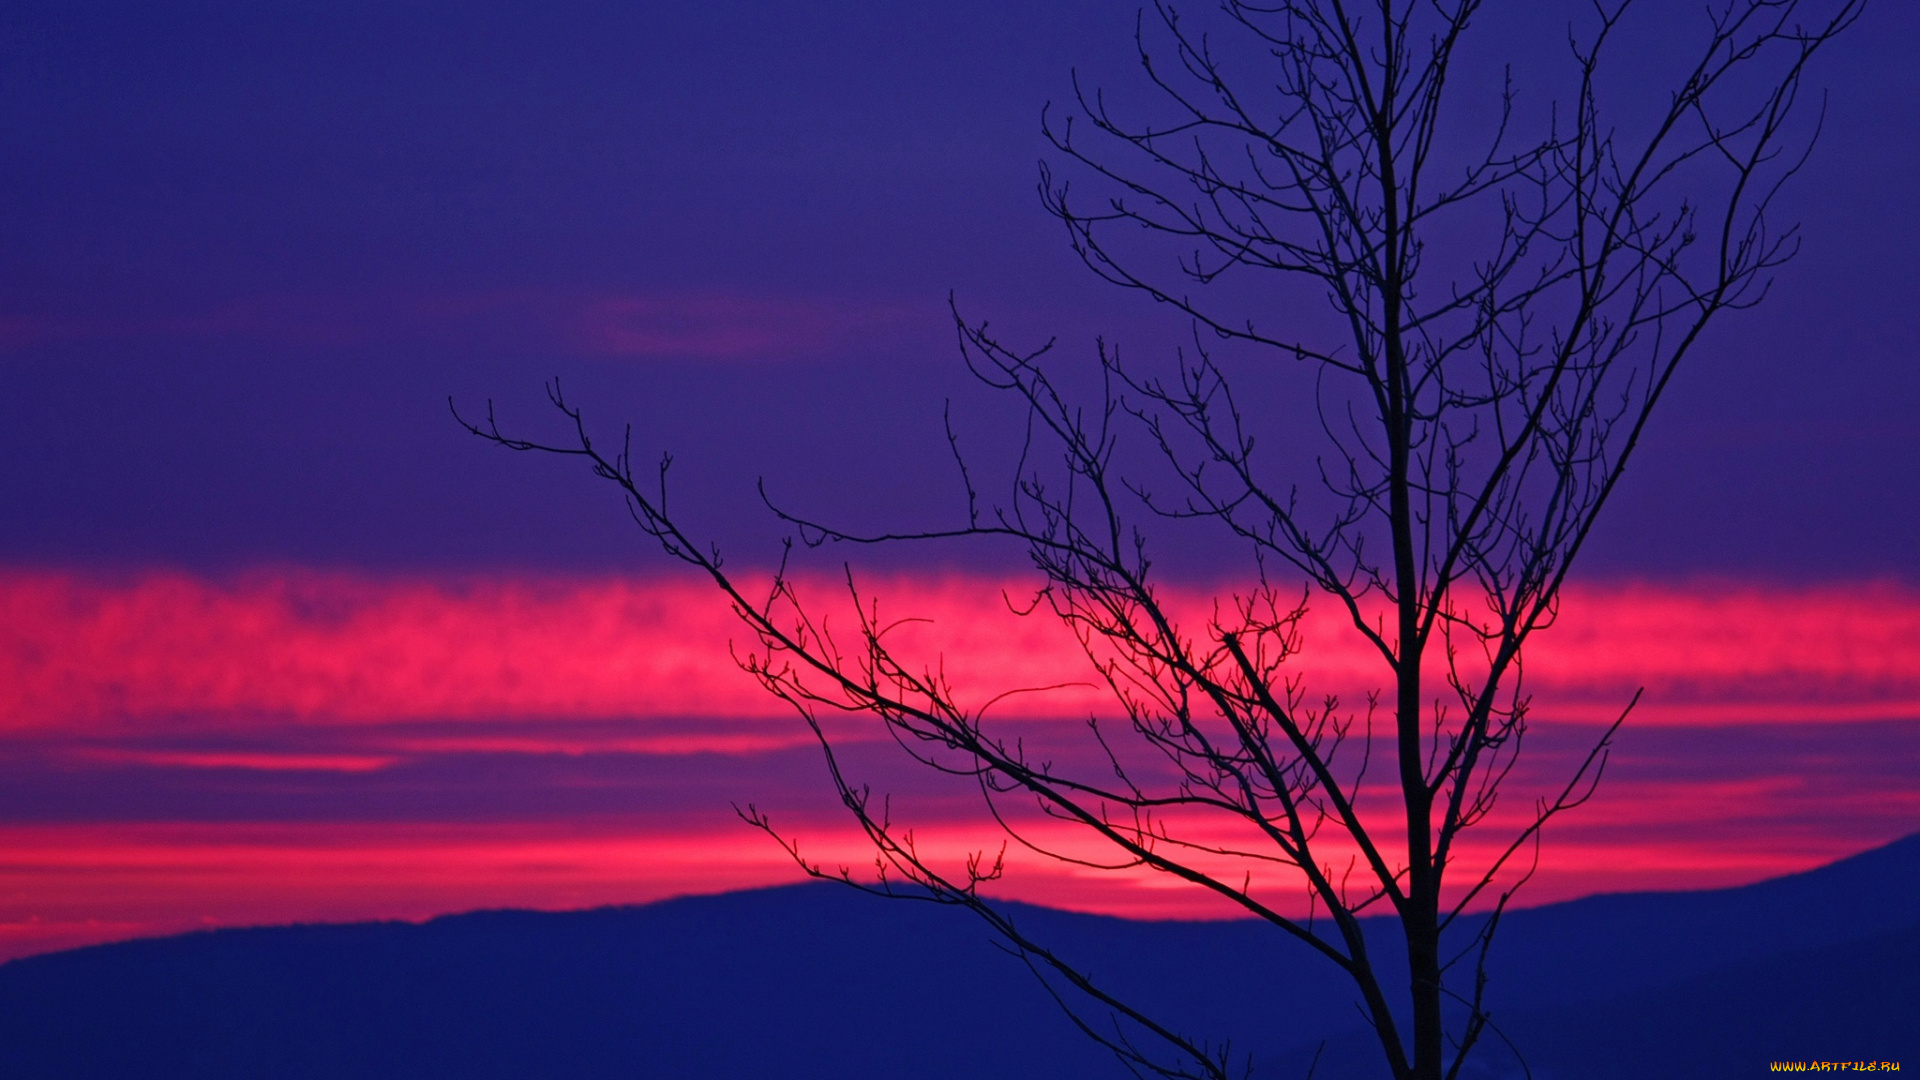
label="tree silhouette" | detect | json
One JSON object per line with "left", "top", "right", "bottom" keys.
{"left": 461, "top": 2, "right": 1860, "bottom": 1077}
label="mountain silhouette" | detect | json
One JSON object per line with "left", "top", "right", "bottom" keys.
{"left": 1, "top": 834, "right": 1914, "bottom": 1078}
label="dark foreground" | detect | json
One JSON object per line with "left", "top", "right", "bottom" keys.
{"left": 2, "top": 835, "right": 1915, "bottom": 1079}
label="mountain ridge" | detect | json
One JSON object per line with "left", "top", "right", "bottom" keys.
{"left": 2, "top": 832, "right": 1913, "bottom": 1079}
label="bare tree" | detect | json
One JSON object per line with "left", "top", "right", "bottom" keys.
{"left": 460, "top": 2, "right": 1859, "bottom": 1077}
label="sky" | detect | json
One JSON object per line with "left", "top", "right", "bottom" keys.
{"left": 1, "top": 0, "right": 1916, "bottom": 961}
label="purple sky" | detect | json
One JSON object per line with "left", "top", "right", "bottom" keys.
{"left": 0, "top": 0, "right": 1914, "bottom": 581}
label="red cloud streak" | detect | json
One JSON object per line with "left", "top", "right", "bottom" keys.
{"left": 5, "top": 570, "right": 1917, "bottom": 734}
{"left": 2, "top": 569, "right": 1915, "bottom": 961}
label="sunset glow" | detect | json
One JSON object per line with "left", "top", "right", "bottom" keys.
{"left": 1, "top": 568, "right": 1914, "bottom": 961}
{"left": 7, "top": 570, "right": 1917, "bottom": 735}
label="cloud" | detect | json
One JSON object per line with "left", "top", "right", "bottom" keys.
{"left": 0, "top": 570, "right": 776, "bottom": 729}
{"left": 3, "top": 731, "right": 1913, "bottom": 961}
{"left": 5, "top": 570, "right": 1917, "bottom": 740}
{"left": 5, "top": 567, "right": 1915, "bottom": 961}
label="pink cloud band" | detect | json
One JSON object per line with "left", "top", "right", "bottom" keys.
{"left": 5, "top": 570, "right": 1917, "bottom": 736}
{"left": 4, "top": 567, "right": 1914, "bottom": 961}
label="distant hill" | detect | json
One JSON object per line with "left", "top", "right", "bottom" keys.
{"left": 1, "top": 834, "right": 1914, "bottom": 1079}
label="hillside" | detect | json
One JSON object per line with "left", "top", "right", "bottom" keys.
{"left": 1, "top": 834, "right": 1914, "bottom": 1079}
